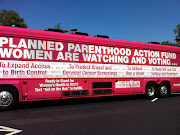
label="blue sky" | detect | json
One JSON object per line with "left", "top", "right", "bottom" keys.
{"left": 0, "top": 0, "right": 179, "bottom": 43}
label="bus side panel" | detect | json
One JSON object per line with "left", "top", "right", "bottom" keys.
{"left": 170, "top": 78, "right": 180, "bottom": 92}
{"left": 61, "top": 79, "right": 89, "bottom": 99}
{"left": 114, "top": 79, "right": 144, "bottom": 94}
{"left": 27, "top": 79, "right": 61, "bottom": 100}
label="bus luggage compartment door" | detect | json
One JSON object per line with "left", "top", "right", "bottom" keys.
{"left": 114, "top": 79, "right": 143, "bottom": 94}
{"left": 91, "top": 79, "right": 113, "bottom": 96}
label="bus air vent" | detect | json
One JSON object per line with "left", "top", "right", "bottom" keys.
{"left": 72, "top": 32, "right": 89, "bottom": 36}
{"left": 93, "top": 89, "right": 112, "bottom": 95}
{"left": 71, "top": 91, "right": 81, "bottom": 96}
{"left": 94, "top": 35, "right": 109, "bottom": 38}
{"left": 93, "top": 82, "right": 112, "bottom": 88}
{"left": 63, "top": 91, "right": 70, "bottom": 96}
{"left": 5, "top": 23, "right": 22, "bottom": 28}
{"left": 62, "top": 90, "right": 89, "bottom": 96}
{"left": 82, "top": 90, "right": 89, "bottom": 95}
{"left": 148, "top": 42, "right": 160, "bottom": 44}
{"left": 45, "top": 28, "right": 64, "bottom": 33}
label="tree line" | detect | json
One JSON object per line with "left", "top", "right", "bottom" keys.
{"left": 0, "top": 9, "right": 179, "bottom": 46}
{"left": 161, "top": 24, "right": 180, "bottom": 46}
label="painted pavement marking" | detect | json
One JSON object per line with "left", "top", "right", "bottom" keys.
{"left": 151, "top": 98, "right": 158, "bottom": 103}
{"left": 0, "top": 125, "right": 22, "bottom": 135}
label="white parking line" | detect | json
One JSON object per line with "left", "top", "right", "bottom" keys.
{"left": 0, "top": 125, "right": 22, "bottom": 135}
{"left": 151, "top": 98, "right": 158, "bottom": 103}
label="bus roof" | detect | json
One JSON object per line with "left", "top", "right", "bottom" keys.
{"left": 0, "top": 25, "right": 180, "bottom": 53}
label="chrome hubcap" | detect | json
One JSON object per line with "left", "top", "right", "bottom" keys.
{"left": 0, "top": 91, "right": 13, "bottom": 107}
{"left": 160, "top": 86, "right": 167, "bottom": 95}
{"left": 147, "top": 87, "right": 155, "bottom": 97}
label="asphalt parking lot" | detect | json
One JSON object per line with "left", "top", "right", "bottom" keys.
{"left": 0, "top": 94, "right": 180, "bottom": 135}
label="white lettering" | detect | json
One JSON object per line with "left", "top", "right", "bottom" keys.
{"left": 0, "top": 37, "right": 8, "bottom": 47}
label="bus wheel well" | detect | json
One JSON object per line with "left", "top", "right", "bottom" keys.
{"left": 146, "top": 81, "right": 171, "bottom": 88}
{"left": 158, "top": 81, "right": 171, "bottom": 98}
{"left": 0, "top": 84, "right": 19, "bottom": 98}
{"left": 145, "top": 81, "right": 158, "bottom": 99}
{"left": 146, "top": 81, "right": 157, "bottom": 87}
{"left": 0, "top": 84, "right": 19, "bottom": 110}
{"left": 159, "top": 81, "right": 171, "bottom": 89}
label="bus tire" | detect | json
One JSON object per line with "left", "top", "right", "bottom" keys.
{"left": 145, "top": 83, "right": 157, "bottom": 99}
{"left": 158, "top": 83, "right": 169, "bottom": 98}
{"left": 0, "top": 87, "right": 18, "bottom": 111}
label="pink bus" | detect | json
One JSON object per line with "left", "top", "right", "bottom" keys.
{"left": 0, "top": 25, "right": 180, "bottom": 110}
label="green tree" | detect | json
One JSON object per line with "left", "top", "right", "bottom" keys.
{"left": 161, "top": 24, "right": 180, "bottom": 46}
{"left": 174, "top": 24, "right": 180, "bottom": 39}
{"left": 174, "top": 24, "right": 180, "bottom": 45}
{"left": 161, "top": 41, "right": 178, "bottom": 46}
{"left": 0, "top": 9, "right": 27, "bottom": 28}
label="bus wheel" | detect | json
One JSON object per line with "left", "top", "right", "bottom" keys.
{"left": 158, "top": 83, "right": 169, "bottom": 98}
{"left": 0, "top": 87, "right": 18, "bottom": 111}
{"left": 145, "top": 83, "right": 157, "bottom": 99}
